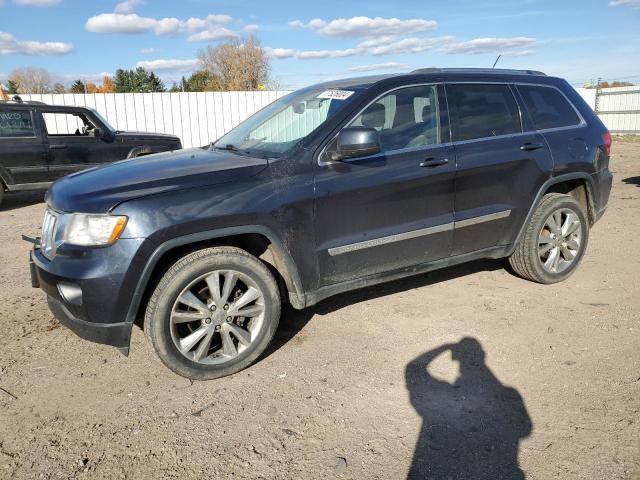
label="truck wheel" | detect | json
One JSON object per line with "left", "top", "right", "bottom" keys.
{"left": 509, "top": 193, "right": 589, "bottom": 284}
{"left": 144, "top": 247, "right": 281, "bottom": 380}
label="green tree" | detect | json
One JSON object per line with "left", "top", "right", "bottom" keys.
{"left": 114, "top": 67, "right": 165, "bottom": 93}
{"left": 70, "top": 80, "right": 86, "bottom": 93}
{"left": 6, "top": 79, "right": 19, "bottom": 94}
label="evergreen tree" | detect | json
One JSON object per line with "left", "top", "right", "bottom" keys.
{"left": 6, "top": 79, "right": 19, "bottom": 94}
{"left": 70, "top": 80, "right": 86, "bottom": 94}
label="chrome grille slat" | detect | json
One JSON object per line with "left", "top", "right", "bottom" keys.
{"left": 41, "top": 210, "right": 58, "bottom": 259}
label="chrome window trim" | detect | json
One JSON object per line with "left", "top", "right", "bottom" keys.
{"left": 317, "top": 82, "right": 444, "bottom": 166}
{"left": 514, "top": 82, "right": 587, "bottom": 132}
{"left": 328, "top": 209, "right": 512, "bottom": 256}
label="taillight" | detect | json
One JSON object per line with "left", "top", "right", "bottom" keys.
{"left": 602, "top": 131, "right": 612, "bottom": 156}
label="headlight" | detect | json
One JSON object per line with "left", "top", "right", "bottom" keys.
{"left": 64, "top": 214, "right": 128, "bottom": 246}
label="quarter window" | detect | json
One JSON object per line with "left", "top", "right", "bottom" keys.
{"left": 448, "top": 84, "right": 521, "bottom": 142}
{"left": 517, "top": 85, "right": 581, "bottom": 130}
{"left": 0, "top": 110, "right": 35, "bottom": 138}
{"left": 348, "top": 85, "right": 440, "bottom": 152}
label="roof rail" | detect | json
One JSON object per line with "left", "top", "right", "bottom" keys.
{"left": 410, "top": 67, "right": 547, "bottom": 76}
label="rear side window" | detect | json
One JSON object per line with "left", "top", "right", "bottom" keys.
{"left": 447, "top": 84, "right": 521, "bottom": 142}
{"left": 0, "top": 110, "right": 35, "bottom": 138}
{"left": 517, "top": 85, "right": 581, "bottom": 130}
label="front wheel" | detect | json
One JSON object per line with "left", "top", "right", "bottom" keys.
{"left": 144, "top": 247, "right": 281, "bottom": 380}
{"left": 509, "top": 193, "right": 589, "bottom": 284}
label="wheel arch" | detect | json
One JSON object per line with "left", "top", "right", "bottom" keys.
{"left": 126, "top": 225, "right": 306, "bottom": 328}
{"left": 126, "top": 145, "right": 167, "bottom": 159}
{"left": 509, "top": 173, "right": 596, "bottom": 255}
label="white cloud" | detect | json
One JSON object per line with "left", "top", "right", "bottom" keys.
{"left": 188, "top": 27, "right": 237, "bottom": 42}
{"left": 440, "top": 37, "right": 536, "bottom": 54}
{"left": 85, "top": 12, "right": 233, "bottom": 38}
{"left": 267, "top": 36, "right": 451, "bottom": 60}
{"left": 0, "top": 31, "right": 73, "bottom": 55}
{"left": 12, "top": 0, "right": 60, "bottom": 6}
{"left": 136, "top": 58, "right": 198, "bottom": 72}
{"left": 244, "top": 24, "right": 259, "bottom": 32}
{"left": 349, "top": 62, "right": 410, "bottom": 72}
{"left": 609, "top": 0, "right": 640, "bottom": 6}
{"left": 141, "top": 47, "right": 158, "bottom": 54}
{"left": 289, "top": 16, "right": 437, "bottom": 38}
{"left": 264, "top": 47, "right": 297, "bottom": 59}
{"left": 114, "top": 0, "right": 144, "bottom": 14}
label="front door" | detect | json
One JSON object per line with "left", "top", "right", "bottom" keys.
{"left": 0, "top": 107, "right": 48, "bottom": 187}
{"left": 42, "top": 111, "right": 109, "bottom": 181}
{"left": 314, "top": 84, "right": 455, "bottom": 286}
{"left": 446, "top": 82, "right": 554, "bottom": 256}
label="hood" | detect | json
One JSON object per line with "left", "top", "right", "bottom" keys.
{"left": 46, "top": 147, "right": 268, "bottom": 213}
{"left": 116, "top": 131, "right": 180, "bottom": 143}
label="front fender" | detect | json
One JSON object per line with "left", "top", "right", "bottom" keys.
{"left": 123, "top": 225, "right": 307, "bottom": 327}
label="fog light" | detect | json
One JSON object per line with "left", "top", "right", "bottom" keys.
{"left": 58, "top": 282, "right": 83, "bottom": 306}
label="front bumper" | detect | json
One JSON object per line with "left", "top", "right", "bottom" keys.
{"left": 47, "top": 295, "right": 132, "bottom": 354}
{"left": 29, "top": 238, "right": 147, "bottom": 354}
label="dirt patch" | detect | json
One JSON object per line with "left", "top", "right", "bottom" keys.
{"left": 0, "top": 141, "right": 638, "bottom": 479}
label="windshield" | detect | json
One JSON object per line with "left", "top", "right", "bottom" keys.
{"left": 214, "top": 87, "right": 361, "bottom": 158}
{"left": 88, "top": 108, "right": 116, "bottom": 133}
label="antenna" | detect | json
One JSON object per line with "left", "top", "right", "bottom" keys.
{"left": 492, "top": 55, "right": 502, "bottom": 69}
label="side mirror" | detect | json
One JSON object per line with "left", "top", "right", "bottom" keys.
{"left": 332, "top": 127, "right": 380, "bottom": 161}
{"left": 94, "top": 128, "right": 114, "bottom": 142}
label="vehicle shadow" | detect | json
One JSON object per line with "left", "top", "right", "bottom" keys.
{"left": 265, "top": 258, "right": 505, "bottom": 359}
{"left": 0, "top": 191, "right": 46, "bottom": 211}
{"left": 622, "top": 176, "right": 640, "bottom": 187}
{"left": 405, "top": 338, "right": 532, "bottom": 479}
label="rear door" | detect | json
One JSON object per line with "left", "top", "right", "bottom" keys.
{"left": 446, "top": 82, "right": 553, "bottom": 256}
{"left": 0, "top": 107, "right": 48, "bottom": 187}
{"left": 314, "top": 84, "right": 455, "bottom": 285}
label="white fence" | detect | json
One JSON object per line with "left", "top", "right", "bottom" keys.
{"left": 21, "top": 86, "right": 638, "bottom": 148}
{"left": 22, "top": 91, "right": 291, "bottom": 148}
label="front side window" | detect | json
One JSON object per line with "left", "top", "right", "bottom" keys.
{"left": 43, "top": 112, "right": 100, "bottom": 137}
{"left": 348, "top": 84, "right": 440, "bottom": 152}
{"left": 0, "top": 110, "right": 35, "bottom": 138}
{"left": 517, "top": 85, "right": 581, "bottom": 130}
{"left": 448, "top": 84, "right": 521, "bottom": 142}
{"left": 215, "top": 87, "right": 361, "bottom": 158}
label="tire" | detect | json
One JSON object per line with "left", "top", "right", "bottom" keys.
{"left": 144, "top": 246, "right": 281, "bottom": 380}
{"left": 509, "top": 193, "right": 589, "bottom": 284}
{"left": 0, "top": 186, "right": 4, "bottom": 208}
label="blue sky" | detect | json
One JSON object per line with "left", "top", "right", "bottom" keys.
{"left": 1, "top": 0, "right": 639, "bottom": 89}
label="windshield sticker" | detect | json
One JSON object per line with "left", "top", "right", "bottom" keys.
{"left": 318, "top": 89, "right": 354, "bottom": 100}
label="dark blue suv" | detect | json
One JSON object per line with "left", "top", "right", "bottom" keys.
{"left": 29, "top": 68, "right": 613, "bottom": 379}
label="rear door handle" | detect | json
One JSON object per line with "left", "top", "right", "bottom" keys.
{"left": 520, "top": 142, "right": 544, "bottom": 151}
{"left": 49, "top": 144, "right": 67, "bottom": 150}
{"left": 419, "top": 157, "right": 449, "bottom": 168}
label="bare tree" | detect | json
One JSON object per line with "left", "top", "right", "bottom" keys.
{"left": 198, "top": 36, "right": 271, "bottom": 91}
{"left": 8, "top": 68, "right": 52, "bottom": 94}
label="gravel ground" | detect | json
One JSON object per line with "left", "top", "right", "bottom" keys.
{"left": 0, "top": 140, "right": 638, "bottom": 480}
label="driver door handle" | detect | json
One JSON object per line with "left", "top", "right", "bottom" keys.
{"left": 420, "top": 157, "right": 449, "bottom": 168}
{"left": 520, "top": 142, "right": 544, "bottom": 151}
{"left": 49, "top": 144, "right": 68, "bottom": 150}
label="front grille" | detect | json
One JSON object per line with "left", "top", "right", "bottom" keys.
{"left": 40, "top": 209, "right": 58, "bottom": 259}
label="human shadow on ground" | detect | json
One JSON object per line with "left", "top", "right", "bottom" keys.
{"left": 622, "top": 176, "right": 640, "bottom": 187}
{"left": 405, "top": 338, "right": 532, "bottom": 479}
{"left": 264, "top": 258, "right": 505, "bottom": 359}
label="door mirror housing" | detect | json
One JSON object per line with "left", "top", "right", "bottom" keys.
{"left": 332, "top": 127, "right": 381, "bottom": 161}
{"left": 93, "top": 127, "right": 115, "bottom": 142}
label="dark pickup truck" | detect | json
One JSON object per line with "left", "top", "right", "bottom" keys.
{"left": 0, "top": 99, "right": 181, "bottom": 207}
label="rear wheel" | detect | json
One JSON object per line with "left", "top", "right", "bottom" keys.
{"left": 144, "top": 247, "right": 281, "bottom": 380}
{"left": 509, "top": 193, "right": 589, "bottom": 284}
